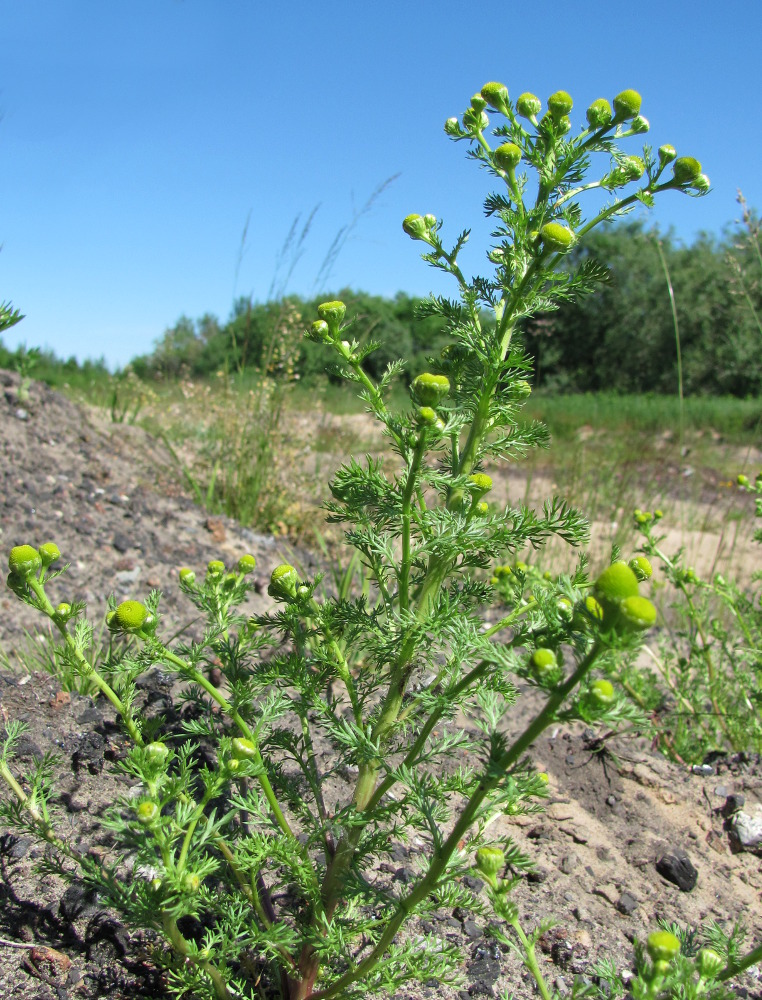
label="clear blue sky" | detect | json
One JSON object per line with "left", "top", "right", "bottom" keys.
{"left": 1, "top": 0, "right": 760, "bottom": 368}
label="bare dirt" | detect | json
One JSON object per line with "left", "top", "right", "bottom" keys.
{"left": 1, "top": 370, "right": 760, "bottom": 1000}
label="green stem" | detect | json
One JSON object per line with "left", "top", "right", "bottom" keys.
{"left": 163, "top": 914, "right": 232, "bottom": 1000}
{"left": 312, "top": 642, "right": 604, "bottom": 999}
{"left": 718, "top": 941, "right": 762, "bottom": 982}
{"left": 399, "top": 435, "right": 427, "bottom": 614}
{"left": 508, "top": 916, "right": 553, "bottom": 1000}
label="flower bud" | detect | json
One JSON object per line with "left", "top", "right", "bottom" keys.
{"left": 672, "top": 157, "right": 702, "bottom": 185}
{"left": 231, "top": 737, "right": 258, "bottom": 760}
{"left": 178, "top": 567, "right": 196, "bottom": 585}
{"left": 468, "top": 473, "right": 493, "bottom": 496}
{"left": 516, "top": 92, "right": 541, "bottom": 118}
{"left": 697, "top": 948, "right": 725, "bottom": 979}
{"left": 737, "top": 474, "right": 750, "bottom": 487}
{"left": 619, "top": 595, "right": 657, "bottom": 630}
{"left": 658, "top": 144, "right": 677, "bottom": 165}
{"left": 692, "top": 173, "right": 710, "bottom": 193}
{"left": 630, "top": 115, "right": 649, "bottom": 134}
{"left": 268, "top": 564, "right": 298, "bottom": 601}
{"left": 612, "top": 89, "right": 642, "bottom": 120}
{"left": 317, "top": 301, "right": 347, "bottom": 328}
{"left": 590, "top": 678, "right": 615, "bottom": 706}
{"left": 136, "top": 801, "right": 159, "bottom": 826}
{"left": 480, "top": 82, "right": 509, "bottom": 111}
{"left": 415, "top": 406, "right": 440, "bottom": 427}
{"left": 462, "top": 108, "right": 489, "bottom": 131}
{"left": 110, "top": 600, "right": 153, "bottom": 633}
{"left": 38, "top": 543, "right": 61, "bottom": 568}
{"left": 222, "top": 572, "right": 238, "bottom": 590}
{"left": 540, "top": 222, "right": 575, "bottom": 253}
{"left": 531, "top": 648, "right": 558, "bottom": 679}
{"left": 54, "top": 602, "right": 72, "bottom": 621}
{"left": 474, "top": 501, "right": 489, "bottom": 516}
{"left": 470, "top": 93, "right": 487, "bottom": 113}
{"left": 411, "top": 373, "right": 450, "bottom": 407}
{"left": 475, "top": 845, "right": 505, "bottom": 879}
{"left": 494, "top": 143, "right": 522, "bottom": 171}
{"left": 8, "top": 545, "right": 42, "bottom": 580}
{"left": 628, "top": 555, "right": 652, "bottom": 581}
{"left": 586, "top": 98, "right": 612, "bottom": 128}
{"left": 144, "top": 742, "right": 169, "bottom": 766}
{"left": 547, "top": 90, "right": 573, "bottom": 119}
{"left": 646, "top": 930, "right": 681, "bottom": 964}
{"left": 183, "top": 873, "right": 201, "bottom": 893}
{"left": 305, "top": 319, "right": 332, "bottom": 344}
{"left": 237, "top": 554, "right": 256, "bottom": 575}
{"left": 206, "top": 560, "right": 225, "bottom": 579}
{"left": 594, "top": 562, "right": 640, "bottom": 603}
{"left": 402, "top": 214, "right": 429, "bottom": 241}
{"left": 444, "top": 117, "right": 461, "bottom": 137}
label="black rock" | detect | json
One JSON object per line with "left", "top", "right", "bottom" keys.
{"left": 616, "top": 891, "right": 638, "bottom": 915}
{"left": 71, "top": 730, "right": 107, "bottom": 774}
{"left": 655, "top": 849, "right": 698, "bottom": 891}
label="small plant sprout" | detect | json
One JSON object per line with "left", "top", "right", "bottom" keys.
{"left": 3, "top": 80, "right": 758, "bottom": 1000}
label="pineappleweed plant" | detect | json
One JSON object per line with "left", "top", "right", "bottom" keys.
{"left": 4, "top": 82, "right": 756, "bottom": 1000}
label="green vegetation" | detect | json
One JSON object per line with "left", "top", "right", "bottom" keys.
{"left": 3, "top": 79, "right": 760, "bottom": 1000}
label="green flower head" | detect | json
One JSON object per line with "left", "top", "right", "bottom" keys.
{"left": 179, "top": 567, "right": 196, "bottom": 585}
{"left": 317, "top": 301, "right": 347, "bottom": 328}
{"left": 206, "top": 560, "right": 225, "bottom": 579}
{"left": 136, "top": 801, "right": 159, "bottom": 826}
{"left": 268, "top": 564, "right": 299, "bottom": 602}
{"left": 8, "top": 545, "right": 42, "bottom": 580}
{"left": 547, "top": 90, "right": 573, "bottom": 120}
{"left": 540, "top": 222, "right": 575, "bottom": 253}
{"left": 231, "top": 737, "right": 258, "bottom": 760}
{"left": 411, "top": 373, "right": 451, "bottom": 407}
{"left": 468, "top": 473, "right": 493, "bottom": 495}
{"left": 697, "top": 949, "right": 725, "bottom": 980}
{"left": 586, "top": 98, "right": 612, "bottom": 129}
{"left": 305, "top": 319, "right": 332, "bottom": 344}
{"left": 628, "top": 555, "right": 652, "bottom": 581}
{"left": 619, "top": 595, "right": 657, "bottom": 630}
{"left": 516, "top": 92, "right": 541, "bottom": 118}
{"left": 531, "top": 648, "right": 557, "bottom": 676}
{"left": 475, "top": 845, "right": 505, "bottom": 878}
{"left": 110, "top": 600, "right": 152, "bottom": 633}
{"left": 658, "top": 144, "right": 677, "bottom": 164}
{"left": 646, "top": 930, "right": 681, "bottom": 964}
{"left": 38, "top": 543, "right": 61, "bottom": 568}
{"left": 612, "top": 89, "right": 642, "bottom": 120}
{"left": 480, "top": 81, "right": 509, "bottom": 110}
{"left": 590, "top": 678, "right": 615, "bottom": 706}
{"left": 494, "top": 143, "right": 522, "bottom": 171}
{"left": 594, "top": 561, "right": 640, "bottom": 603}
{"left": 402, "top": 214, "right": 429, "bottom": 241}
{"left": 672, "top": 156, "right": 702, "bottom": 185}
{"left": 237, "top": 554, "right": 256, "bottom": 575}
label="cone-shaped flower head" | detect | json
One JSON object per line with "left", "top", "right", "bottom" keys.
{"left": 628, "top": 555, "right": 652, "bottom": 581}
{"left": 586, "top": 98, "right": 612, "bottom": 128}
{"left": 136, "top": 801, "right": 159, "bottom": 825}
{"left": 594, "top": 561, "right": 640, "bottom": 603}
{"left": 237, "top": 554, "right": 256, "bottom": 575}
{"left": 206, "top": 560, "right": 225, "bottom": 579}
{"left": 658, "top": 144, "right": 677, "bottom": 165}
{"left": 468, "top": 473, "right": 493, "bottom": 496}
{"left": 402, "top": 214, "right": 429, "bottom": 241}
{"left": 179, "top": 567, "right": 196, "bottom": 585}
{"left": 317, "top": 301, "right": 346, "bottom": 329}
{"left": 531, "top": 648, "right": 557, "bottom": 677}
{"left": 38, "top": 543, "right": 61, "bottom": 568}
{"left": 268, "top": 564, "right": 299, "bottom": 602}
{"left": 480, "top": 81, "right": 509, "bottom": 111}
{"left": 697, "top": 949, "right": 725, "bottom": 979}
{"left": 619, "top": 595, "right": 657, "bottom": 630}
{"left": 672, "top": 157, "right": 702, "bottom": 185}
{"left": 475, "top": 846, "right": 505, "bottom": 880}
{"left": 305, "top": 319, "right": 332, "bottom": 344}
{"left": 231, "top": 737, "right": 258, "bottom": 760}
{"left": 540, "top": 223, "right": 575, "bottom": 253}
{"left": 647, "top": 930, "right": 681, "bottom": 963}
{"left": 516, "top": 92, "right": 541, "bottom": 118}
{"left": 494, "top": 143, "right": 522, "bottom": 171}
{"left": 547, "top": 90, "right": 573, "bottom": 120}
{"left": 8, "top": 545, "right": 42, "bottom": 580}
{"left": 110, "top": 600, "right": 152, "bottom": 633}
{"left": 590, "top": 678, "right": 615, "bottom": 706}
{"left": 612, "top": 89, "right": 642, "bottom": 120}
{"left": 470, "top": 93, "right": 487, "bottom": 112}
{"left": 411, "top": 373, "right": 450, "bottom": 407}
{"left": 144, "top": 742, "right": 169, "bottom": 765}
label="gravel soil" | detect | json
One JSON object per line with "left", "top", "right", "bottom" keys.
{"left": 1, "top": 370, "right": 761, "bottom": 1000}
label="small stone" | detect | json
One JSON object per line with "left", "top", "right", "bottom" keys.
{"left": 15, "top": 408, "right": 29, "bottom": 421}
{"left": 560, "top": 854, "right": 578, "bottom": 874}
{"left": 722, "top": 793, "right": 745, "bottom": 817}
{"left": 714, "top": 785, "right": 729, "bottom": 798}
{"left": 112, "top": 533, "right": 133, "bottom": 554}
{"left": 655, "top": 848, "right": 698, "bottom": 891}
{"left": 606, "top": 795, "right": 617, "bottom": 806}
{"left": 730, "top": 804, "right": 762, "bottom": 853}
{"left": 204, "top": 517, "right": 227, "bottom": 543}
{"left": 463, "top": 918, "right": 482, "bottom": 939}
{"left": 616, "top": 891, "right": 638, "bottom": 915}
{"left": 692, "top": 763, "right": 714, "bottom": 776}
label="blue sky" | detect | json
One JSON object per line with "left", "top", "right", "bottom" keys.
{"left": 1, "top": 0, "right": 760, "bottom": 368}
